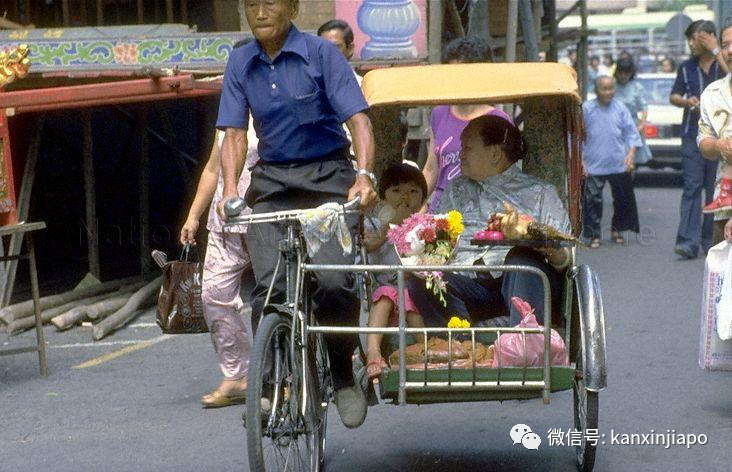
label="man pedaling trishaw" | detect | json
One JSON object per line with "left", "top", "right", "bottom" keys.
{"left": 218, "top": 4, "right": 606, "bottom": 471}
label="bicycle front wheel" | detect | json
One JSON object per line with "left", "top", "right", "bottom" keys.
{"left": 246, "top": 312, "right": 322, "bottom": 472}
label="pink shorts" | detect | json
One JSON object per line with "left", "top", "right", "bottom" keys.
{"left": 372, "top": 285, "right": 418, "bottom": 326}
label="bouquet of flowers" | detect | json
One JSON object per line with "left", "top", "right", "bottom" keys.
{"left": 387, "top": 211, "right": 464, "bottom": 305}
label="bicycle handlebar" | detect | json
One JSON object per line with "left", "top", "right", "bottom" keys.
{"left": 224, "top": 197, "right": 361, "bottom": 227}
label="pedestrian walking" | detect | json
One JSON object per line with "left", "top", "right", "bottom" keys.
{"left": 614, "top": 57, "right": 653, "bottom": 165}
{"left": 582, "top": 76, "right": 643, "bottom": 248}
{"left": 670, "top": 20, "right": 728, "bottom": 259}
{"left": 179, "top": 39, "right": 258, "bottom": 409}
{"left": 180, "top": 126, "right": 258, "bottom": 408}
{"left": 696, "top": 20, "right": 732, "bottom": 246}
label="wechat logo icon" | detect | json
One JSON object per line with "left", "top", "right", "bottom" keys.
{"left": 511, "top": 424, "right": 541, "bottom": 450}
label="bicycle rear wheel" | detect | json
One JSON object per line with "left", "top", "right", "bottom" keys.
{"left": 246, "top": 312, "right": 322, "bottom": 472}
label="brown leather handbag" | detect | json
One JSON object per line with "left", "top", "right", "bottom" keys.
{"left": 156, "top": 245, "right": 208, "bottom": 334}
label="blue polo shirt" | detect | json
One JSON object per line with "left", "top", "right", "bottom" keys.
{"left": 671, "top": 57, "right": 724, "bottom": 138}
{"left": 216, "top": 25, "right": 368, "bottom": 163}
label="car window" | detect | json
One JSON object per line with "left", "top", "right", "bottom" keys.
{"left": 637, "top": 78, "right": 674, "bottom": 105}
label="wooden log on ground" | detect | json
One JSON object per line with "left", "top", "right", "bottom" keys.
{"left": 50, "top": 306, "right": 89, "bottom": 331}
{"left": 51, "top": 280, "right": 151, "bottom": 330}
{"left": 92, "top": 277, "right": 162, "bottom": 341}
{"left": 0, "top": 276, "right": 141, "bottom": 325}
{"left": 89, "top": 293, "right": 156, "bottom": 323}
{"left": 6, "top": 292, "right": 113, "bottom": 335}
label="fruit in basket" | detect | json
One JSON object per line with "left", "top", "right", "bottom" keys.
{"left": 474, "top": 230, "right": 505, "bottom": 241}
{"left": 490, "top": 202, "right": 580, "bottom": 243}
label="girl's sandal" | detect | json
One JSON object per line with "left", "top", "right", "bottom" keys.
{"left": 589, "top": 238, "right": 601, "bottom": 249}
{"left": 366, "top": 357, "right": 388, "bottom": 385}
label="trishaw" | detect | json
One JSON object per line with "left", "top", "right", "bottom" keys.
{"left": 226, "top": 62, "right": 607, "bottom": 472}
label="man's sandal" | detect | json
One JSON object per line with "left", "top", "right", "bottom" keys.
{"left": 589, "top": 238, "right": 601, "bottom": 249}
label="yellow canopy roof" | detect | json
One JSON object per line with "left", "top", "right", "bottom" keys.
{"left": 361, "top": 63, "right": 580, "bottom": 107}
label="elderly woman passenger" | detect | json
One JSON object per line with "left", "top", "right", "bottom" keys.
{"left": 407, "top": 115, "right": 571, "bottom": 326}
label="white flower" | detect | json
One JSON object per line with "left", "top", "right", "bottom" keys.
{"left": 405, "top": 225, "right": 425, "bottom": 256}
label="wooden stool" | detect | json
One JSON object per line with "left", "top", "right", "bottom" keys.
{"left": 0, "top": 222, "right": 48, "bottom": 376}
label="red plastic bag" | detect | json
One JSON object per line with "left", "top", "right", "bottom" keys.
{"left": 492, "top": 297, "right": 568, "bottom": 368}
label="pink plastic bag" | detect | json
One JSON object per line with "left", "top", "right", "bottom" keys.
{"left": 492, "top": 297, "right": 569, "bottom": 368}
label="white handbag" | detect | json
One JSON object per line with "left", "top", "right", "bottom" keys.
{"left": 699, "top": 241, "right": 732, "bottom": 370}
{"left": 716, "top": 242, "right": 732, "bottom": 341}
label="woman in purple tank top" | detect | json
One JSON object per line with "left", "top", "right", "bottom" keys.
{"left": 421, "top": 37, "right": 513, "bottom": 212}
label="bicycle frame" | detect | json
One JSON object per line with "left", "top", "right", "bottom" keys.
{"left": 304, "top": 261, "right": 557, "bottom": 405}
{"left": 226, "top": 201, "right": 361, "bottom": 420}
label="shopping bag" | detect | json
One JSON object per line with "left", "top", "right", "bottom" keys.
{"left": 492, "top": 297, "right": 568, "bottom": 368}
{"left": 155, "top": 245, "right": 208, "bottom": 334}
{"left": 698, "top": 241, "right": 732, "bottom": 370}
{"left": 717, "top": 243, "right": 732, "bottom": 340}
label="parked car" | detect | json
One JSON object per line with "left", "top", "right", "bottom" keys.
{"left": 636, "top": 72, "right": 682, "bottom": 170}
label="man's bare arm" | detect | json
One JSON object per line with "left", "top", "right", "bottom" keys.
{"left": 216, "top": 127, "right": 247, "bottom": 219}
{"left": 345, "top": 112, "right": 377, "bottom": 209}
{"left": 670, "top": 93, "right": 698, "bottom": 109}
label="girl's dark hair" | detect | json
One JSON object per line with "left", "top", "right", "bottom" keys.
{"left": 442, "top": 36, "right": 493, "bottom": 64}
{"left": 462, "top": 115, "right": 527, "bottom": 163}
{"left": 379, "top": 163, "right": 428, "bottom": 202}
{"left": 614, "top": 57, "right": 636, "bottom": 81}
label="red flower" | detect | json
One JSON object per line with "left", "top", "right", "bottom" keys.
{"left": 419, "top": 227, "right": 437, "bottom": 243}
{"left": 435, "top": 218, "right": 450, "bottom": 232}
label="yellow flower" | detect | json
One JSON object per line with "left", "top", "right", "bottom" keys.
{"left": 447, "top": 316, "right": 462, "bottom": 329}
{"left": 447, "top": 210, "right": 464, "bottom": 238}
{"left": 447, "top": 316, "right": 471, "bottom": 329}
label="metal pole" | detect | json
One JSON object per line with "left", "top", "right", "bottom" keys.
{"left": 547, "top": 0, "right": 558, "bottom": 62}
{"left": 137, "top": 0, "right": 144, "bottom": 24}
{"left": 506, "top": 0, "right": 518, "bottom": 63}
{"left": 397, "top": 270, "right": 407, "bottom": 405}
{"left": 505, "top": 0, "right": 519, "bottom": 117}
{"left": 428, "top": 0, "right": 444, "bottom": 64}
{"left": 532, "top": 0, "right": 543, "bottom": 49}
{"left": 519, "top": 0, "right": 539, "bottom": 61}
{"left": 578, "top": 0, "right": 588, "bottom": 101}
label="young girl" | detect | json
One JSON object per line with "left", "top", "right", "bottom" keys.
{"left": 364, "top": 163, "right": 428, "bottom": 383}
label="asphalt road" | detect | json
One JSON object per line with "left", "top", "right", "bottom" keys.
{"left": 1, "top": 174, "right": 731, "bottom": 472}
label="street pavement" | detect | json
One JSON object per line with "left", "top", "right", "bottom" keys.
{"left": 1, "top": 172, "right": 731, "bottom": 471}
